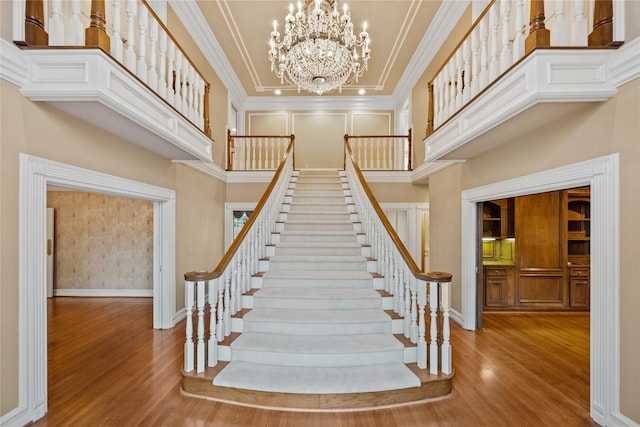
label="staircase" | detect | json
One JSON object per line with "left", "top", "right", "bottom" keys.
{"left": 181, "top": 170, "right": 453, "bottom": 409}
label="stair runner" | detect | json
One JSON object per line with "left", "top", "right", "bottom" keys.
{"left": 212, "top": 170, "right": 420, "bottom": 394}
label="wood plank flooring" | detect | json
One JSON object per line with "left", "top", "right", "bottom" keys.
{"left": 33, "top": 297, "right": 595, "bottom": 426}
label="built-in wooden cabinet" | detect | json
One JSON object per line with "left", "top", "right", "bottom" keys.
{"left": 483, "top": 187, "right": 590, "bottom": 312}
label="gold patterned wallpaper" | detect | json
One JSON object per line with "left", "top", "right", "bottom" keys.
{"left": 47, "top": 191, "right": 153, "bottom": 291}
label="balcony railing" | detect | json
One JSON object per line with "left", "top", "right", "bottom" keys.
{"left": 426, "top": 0, "right": 620, "bottom": 139}
{"left": 227, "top": 130, "right": 295, "bottom": 171}
{"left": 14, "top": 0, "right": 212, "bottom": 161}
{"left": 344, "top": 129, "right": 412, "bottom": 171}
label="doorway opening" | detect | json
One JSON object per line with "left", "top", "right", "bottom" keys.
{"left": 18, "top": 154, "right": 176, "bottom": 420}
{"left": 460, "top": 154, "right": 619, "bottom": 425}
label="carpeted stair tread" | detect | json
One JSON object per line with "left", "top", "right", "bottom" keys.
{"left": 232, "top": 332, "right": 402, "bottom": 353}
{"left": 212, "top": 362, "right": 420, "bottom": 394}
{"left": 243, "top": 308, "right": 390, "bottom": 323}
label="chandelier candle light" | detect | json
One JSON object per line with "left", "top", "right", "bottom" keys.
{"left": 269, "top": 0, "right": 371, "bottom": 95}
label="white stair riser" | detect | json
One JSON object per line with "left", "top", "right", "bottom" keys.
{"left": 266, "top": 259, "right": 368, "bottom": 271}
{"left": 273, "top": 246, "right": 363, "bottom": 256}
{"left": 292, "top": 196, "right": 346, "bottom": 203}
{"left": 288, "top": 204, "right": 348, "bottom": 213}
{"left": 242, "top": 319, "right": 392, "bottom": 335}
{"left": 283, "top": 222, "right": 355, "bottom": 231}
{"left": 252, "top": 296, "right": 382, "bottom": 310}
{"left": 278, "top": 232, "right": 357, "bottom": 243}
{"left": 230, "top": 347, "right": 404, "bottom": 367}
{"left": 284, "top": 213, "right": 352, "bottom": 221}
{"left": 260, "top": 277, "right": 373, "bottom": 289}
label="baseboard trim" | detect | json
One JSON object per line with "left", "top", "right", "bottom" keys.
{"left": 0, "top": 404, "right": 31, "bottom": 427}
{"left": 53, "top": 289, "right": 153, "bottom": 297}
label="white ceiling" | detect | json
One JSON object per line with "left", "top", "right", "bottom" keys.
{"left": 195, "top": 0, "right": 443, "bottom": 98}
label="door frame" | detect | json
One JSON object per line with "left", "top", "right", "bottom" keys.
{"left": 17, "top": 154, "right": 176, "bottom": 422}
{"left": 460, "top": 154, "right": 620, "bottom": 425}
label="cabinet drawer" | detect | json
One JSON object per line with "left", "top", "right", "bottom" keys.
{"left": 485, "top": 267, "right": 509, "bottom": 277}
{"left": 570, "top": 268, "right": 589, "bottom": 277}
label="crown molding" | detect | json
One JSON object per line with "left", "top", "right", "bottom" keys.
{"left": 243, "top": 95, "right": 397, "bottom": 112}
{"left": 392, "top": 0, "right": 470, "bottom": 107}
{"left": 411, "top": 160, "right": 463, "bottom": 184}
{"left": 0, "top": 39, "right": 27, "bottom": 87}
{"left": 178, "top": 161, "right": 228, "bottom": 182}
{"left": 168, "top": 0, "right": 247, "bottom": 108}
{"left": 609, "top": 36, "right": 640, "bottom": 88}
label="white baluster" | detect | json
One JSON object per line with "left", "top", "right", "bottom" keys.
{"left": 174, "top": 50, "right": 183, "bottom": 111}
{"left": 136, "top": 3, "right": 148, "bottom": 82}
{"left": 396, "top": 268, "right": 404, "bottom": 314}
{"left": 184, "top": 281, "right": 195, "bottom": 372}
{"left": 49, "top": 0, "right": 64, "bottom": 46}
{"left": 448, "top": 60, "right": 456, "bottom": 118}
{"left": 229, "top": 269, "right": 237, "bottom": 316}
{"left": 489, "top": 4, "right": 500, "bottom": 80}
{"left": 500, "top": 0, "right": 512, "bottom": 72}
{"left": 411, "top": 287, "right": 418, "bottom": 343}
{"left": 455, "top": 49, "right": 463, "bottom": 110}
{"left": 573, "top": 0, "right": 588, "bottom": 46}
{"left": 552, "top": 0, "right": 568, "bottom": 45}
{"left": 441, "top": 281, "right": 452, "bottom": 374}
{"left": 148, "top": 19, "right": 158, "bottom": 91}
{"left": 198, "top": 77, "right": 206, "bottom": 130}
{"left": 223, "top": 275, "right": 231, "bottom": 337}
{"left": 470, "top": 27, "right": 480, "bottom": 98}
{"left": 479, "top": 15, "right": 489, "bottom": 89}
{"left": 192, "top": 74, "right": 200, "bottom": 126}
{"left": 208, "top": 279, "right": 218, "bottom": 367}
{"left": 196, "top": 280, "right": 206, "bottom": 373}
{"left": 188, "top": 65, "right": 196, "bottom": 121}
{"left": 404, "top": 279, "right": 411, "bottom": 338}
{"left": 68, "top": 0, "right": 84, "bottom": 46}
{"left": 429, "top": 281, "right": 439, "bottom": 375}
{"left": 376, "top": 138, "right": 381, "bottom": 169}
{"left": 125, "top": 0, "right": 137, "bottom": 72}
{"left": 251, "top": 139, "right": 257, "bottom": 170}
{"left": 442, "top": 68, "right": 450, "bottom": 122}
{"left": 181, "top": 56, "right": 189, "bottom": 116}
{"left": 158, "top": 30, "right": 167, "bottom": 98}
{"left": 462, "top": 38, "right": 471, "bottom": 104}
{"left": 417, "top": 281, "right": 427, "bottom": 370}
{"left": 216, "top": 277, "right": 224, "bottom": 341}
{"left": 166, "top": 39, "right": 175, "bottom": 104}
{"left": 111, "top": 0, "right": 124, "bottom": 62}
{"left": 258, "top": 137, "right": 263, "bottom": 170}
{"left": 512, "top": 0, "right": 525, "bottom": 62}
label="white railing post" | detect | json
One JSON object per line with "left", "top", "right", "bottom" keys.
{"left": 196, "top": 280, "right": 206, "bottom": 373}
{"left": 429, "top": 281, "right": 439, "bottom": 375}
{"left": 512, "top": 0, "right": 526, "bottom": 62}
{"left": 184, "top": 280, "right": 194, "bottom": 372}
{"left": 49, "top": 0, "right": 64, "bottom": 45}
{"left": 68, "top": 0, "right": 84, "bottom": 46}
{"left": 136, "top": 2, "right": 148, "bottom": 82}
{"left": 148, "top": 18, "right": 158, "bottom": 91}
{"left": 500, "top": 0, "right": 512, "bottom": 72}
{"left": 417, "top": 280, "right": 427, "bottom": 369}
{"left": 208, "top": 279, "right": 218, "bottom": 367}
{"left": 124, "top": 0, "right": 137, "bottom": 72}
{"left": 441, "top": 280, "right": 452, "bottom": 374}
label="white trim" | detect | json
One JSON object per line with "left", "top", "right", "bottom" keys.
{"left": 362, "top": 171, "right": 413, "bottom": 183}
{"left": 0, "top": 39, "right": 27, "bottom": 87}
{"left": 460, "top": 154, "right": 620, "bottom": 426}
{"left": 53, "top": 289, "right": 153, "bottom": 297}
{"left": 243, "top": 95, "right": 397, "bottom": 112}
{"left": 178, "top": 161, "right": 227, "bottom": 182}
{"left": 12, "top": 0, "right": 26, "bottom": 43}
{"left": 17, "top": 154, "right": 177, "bottom": 424}
{"left": 411, "top": 160, "right": 462, "bottom": 184}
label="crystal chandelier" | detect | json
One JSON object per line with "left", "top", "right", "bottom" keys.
{"left": 269, "top": 0, "right": 371, "bottom": 95}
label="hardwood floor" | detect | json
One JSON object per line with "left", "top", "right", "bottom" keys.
{"left": 34, "top": 297, "right": 595, "bottom": 426}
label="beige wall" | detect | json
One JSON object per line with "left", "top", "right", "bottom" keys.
{"left": 47, "top": 192, "right": 154, "bottom": 291}
{"left": 411, "top": 6, "right": 472, "bottom": 167}
{"left": 369, "top": 183, "right": 428, "bottom": 204}
{"left": 0, "top": 79, "right": 227, "bottom": 417}
{"left": 245, "top": 110, "right": 395, "bottom": 170}
{"left": 429, "top": 78, "right": 640, "bottom": 422}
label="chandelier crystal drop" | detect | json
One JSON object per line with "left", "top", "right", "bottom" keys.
{"left": 269, "top": 0, "right": 371, "bottom": 95}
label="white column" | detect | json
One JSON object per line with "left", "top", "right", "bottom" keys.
{"left": 184, "top": 281, "right": 195, "bottom": 372}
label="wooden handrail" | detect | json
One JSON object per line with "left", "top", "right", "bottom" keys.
{"left": 185, "top": 139, "right": 295, "bottom": 282}
{"left": 344, "top": 141, "right": 451, "bottom": 284}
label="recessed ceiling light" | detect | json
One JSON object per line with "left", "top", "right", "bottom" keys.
{"left": 275, "top": 89, "right": 281, "bottom": 95}
{"left": 358, "top": 89, "right": 366, "bottom": 95}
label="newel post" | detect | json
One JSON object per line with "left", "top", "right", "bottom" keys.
{"left": 426, "top": 83, "right": 434, "bottom": 137}
{"left": 588, "top": 0, "right": 614, "bottom": 47}
{"left": 525, "top": 0, "right": 550, "bottom": 54}
{"left": 86, "top": 0, "right": 111, "bottom": 53}
{"left": 227, "top": 129, "right": 234, "bottom": 171}
{"left": 204, "top": 83, "right": 212, "bottom": 137}
{"left": 407, "top": 128, "right": 413, "bottom": 171}
{"left": 23, "top": 0, "right": 49, "bottom": 46}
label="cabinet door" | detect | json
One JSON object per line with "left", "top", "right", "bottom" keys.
{"left": 570, "top": 278, "right": 590, "bottom": 308}
{"left": 485, "top": 276, "right": 510, "bottom": 307}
